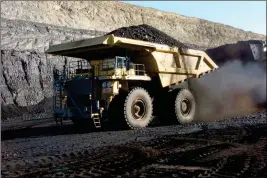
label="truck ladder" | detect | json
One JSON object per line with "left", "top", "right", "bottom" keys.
{"left": 53, "top": 71, "right": 67, "bottom": 125}
{"left": 92, "top": 113, "right": 101, "bottom": 128}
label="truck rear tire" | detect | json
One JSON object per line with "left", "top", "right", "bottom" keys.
{"left": 174, "top": 88, "right": 196, "bottom": 124}
{"left": 124, "top": 87, "right": 153, "bottom": 129}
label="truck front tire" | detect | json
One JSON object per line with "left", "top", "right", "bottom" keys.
{"left": 124, "top": 87, "right": 153, "bottom": 129}
{"left": 108, "top": 87, "right": 153, "bottom": 130}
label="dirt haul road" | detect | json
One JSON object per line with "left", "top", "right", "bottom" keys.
{"left": 1, "top": 110, "right": 267, "bottom": 178}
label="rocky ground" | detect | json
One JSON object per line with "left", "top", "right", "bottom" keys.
{"left": 1, "top": 110, "right": 267, "bottom": 177}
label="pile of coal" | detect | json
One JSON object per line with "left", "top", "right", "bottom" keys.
{"left": 206, "top": 40, "right": 266, "bottom": 66}
{"left": 106, "top": 24, "right": 189, "bottom": 48}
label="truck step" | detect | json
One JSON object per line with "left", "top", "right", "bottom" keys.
{"left": 92, "top": 115, "right": 101, "bottom": 128}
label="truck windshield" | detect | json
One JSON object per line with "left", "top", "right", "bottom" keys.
{"left": 102, "top": 59, "right": 115, "bottom": 71}
{"left": 116, "top": 57, "right": 128, "bottom": 68}
{"left": 102, "top": 57, "right": 129, "bottom": 71}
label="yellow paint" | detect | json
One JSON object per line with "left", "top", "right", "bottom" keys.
{"left": 47, "top": 35, "right": 219, "bottom": 88}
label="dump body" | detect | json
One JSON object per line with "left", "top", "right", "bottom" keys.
{"left": 47, "top": 34, "right": 218, "bottom": 87}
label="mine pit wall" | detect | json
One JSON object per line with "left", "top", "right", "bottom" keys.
{"left": 1, "top": 18, "right": 106, "bottom": 53}
{"left": 1, "top": 18, "right": 106, "bottom": 120}
{"left": 1, "top": 1, "right": 266, "bottom": 120}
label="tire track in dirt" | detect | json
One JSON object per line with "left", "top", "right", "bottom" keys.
{"left": 2, "top": 124, "right": 267, "bottom": 178}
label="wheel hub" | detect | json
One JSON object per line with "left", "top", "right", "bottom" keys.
{"left": 180, "top": 99, "right": 191, "bottom": 115}
{"left": 131, "top": 99, "right": 146, "bottom": 120}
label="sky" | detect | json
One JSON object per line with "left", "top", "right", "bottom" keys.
{"left": 124, "top": 1, "right": 266, "bottom": 35}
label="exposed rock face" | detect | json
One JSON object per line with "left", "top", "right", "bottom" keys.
{"left": 1, "top": 19, "right": 105, "bottom": 120}
{"left": 1, "top": 18, "right": 106, "bottom": 53}
{"left": 2, "top": 50, "right": 60, "bottom": 106}
{"left": 1, "top": 1, "right": 265, "bottom": 120}
{"left": 1, "top": 50, "right": 70, "bottom": 119}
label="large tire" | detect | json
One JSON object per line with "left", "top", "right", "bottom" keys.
{"left": 108, "top": 88, "right": 153, "bottom": 130}
{"left": 124, "top": 87, "right": 153, "bottom": 129}
{"left": 174, "top": 88, "right": 196, "bottom": 124}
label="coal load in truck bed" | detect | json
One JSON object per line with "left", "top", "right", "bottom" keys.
{"left": 106, "top": 24, "right": 189, "bottom": 48}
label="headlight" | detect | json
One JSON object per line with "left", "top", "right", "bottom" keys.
{"left": 107, "top": 81, "right": 112, "bottom": 88}
{"left": 102, "top": 82, "right": 106, "bottom": 88}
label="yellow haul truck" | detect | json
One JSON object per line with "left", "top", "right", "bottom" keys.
{"left": 46, "top": 34, "right": 218, "bottom": 129}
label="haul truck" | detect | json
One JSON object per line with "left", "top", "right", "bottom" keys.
{"left": 46, "top": 34, "right": 218, "bottom": 129}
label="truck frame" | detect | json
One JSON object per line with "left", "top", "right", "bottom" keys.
{"left": 46, "top": 34, "right": 218, "bottom": 129}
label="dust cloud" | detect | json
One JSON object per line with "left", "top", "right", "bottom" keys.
{"left": 189, "top": 59, "right": 266, "bottom": 122}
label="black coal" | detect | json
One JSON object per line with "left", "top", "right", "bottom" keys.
{"left": 106, "top": 24, "right": 189, "bottom": 48}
